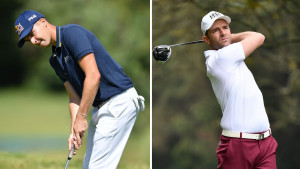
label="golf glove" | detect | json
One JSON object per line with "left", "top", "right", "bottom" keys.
{"left": 132, "top": 95, "right": 145, "bottom": 112}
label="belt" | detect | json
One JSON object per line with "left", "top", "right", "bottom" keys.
{"left": 222, "top": 129, "right": 271, "bottom": 140}
{"left": 95, "top": 99, "right": 111, "bottom": 109}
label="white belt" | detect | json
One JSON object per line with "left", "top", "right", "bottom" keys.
{"left": 222, "top": 129, "right": 271, "bottom": 140}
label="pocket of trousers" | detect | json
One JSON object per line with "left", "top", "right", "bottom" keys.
{"left": 91, "top": 101, "right": 111, "bottom": 125}
{"left": 216, "top": 136, "right": 232, "bottom": 166}
{"left": 108, "top": 97, "right": 135, "bottom": 118}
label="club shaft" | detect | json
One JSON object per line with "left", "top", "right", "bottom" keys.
{"left": 169, "top": 40, "right": 204, "bottom": 47}
{"left": 64, "top": 159, "right": 70, "bottom": 169}
{"left": 68, "top": 144, "right": 75, "bottom": 159}
{"left": 64, "top": 144, "right": 75, "bottom": 169}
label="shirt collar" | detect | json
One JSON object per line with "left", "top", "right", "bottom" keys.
{"left": 55, "top": 26, "right": 62, "bottom": 48}
{"left": 204, "top": 50, "right": 216, "bottom": 59}
{"left": 52, "top": 26, "right": 62, "bottom": 57}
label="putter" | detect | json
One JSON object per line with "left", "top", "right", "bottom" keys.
{"left": 64, "top": 144, "right": 75, "bottom": 169}
{"left": 153, "top": 40, "right": 205, "bottom": 63}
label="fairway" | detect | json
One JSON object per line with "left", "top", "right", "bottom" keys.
{"left": 0, "top": 88, "right": 150, "bottom": 169}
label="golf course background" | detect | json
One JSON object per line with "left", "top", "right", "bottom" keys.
{"left": 152, "top": 0, "right": 300, "bottom": 168}
{"left": 0, "top": 0, "right": 150, "bottom": 168}
{"left": 0, "top": 88, "right": 150, "bottom": 169}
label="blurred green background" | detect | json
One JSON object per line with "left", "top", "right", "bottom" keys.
{"left": 0, "top": 0, "right": 150, "bottom": 169}
{"left": 153, "top": 0, "right": 300, "bottom": 169}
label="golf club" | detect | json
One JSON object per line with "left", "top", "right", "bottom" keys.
{"left": 153, "top": 40, "right": 204, "bottom": 63}
{"left": 64, "top": 144, "right": 75, "bottom": 169}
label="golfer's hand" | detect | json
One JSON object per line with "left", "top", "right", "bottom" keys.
{"left": 73, "top": 114, "right": 88, "bottom": 149}
{"left": 68, "top": 133, "right": 77, "bottom": 155}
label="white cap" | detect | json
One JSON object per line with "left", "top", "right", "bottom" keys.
{"left": 201, "top": 11, "right": 231, "bottom": 35}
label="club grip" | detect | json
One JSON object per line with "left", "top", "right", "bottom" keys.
{"left": 68, "top": 144, "right": 75, "bottom": 160}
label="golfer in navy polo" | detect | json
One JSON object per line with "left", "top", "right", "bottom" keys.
{"left": 15, "top": 10, "right": 145, "bottom": 169}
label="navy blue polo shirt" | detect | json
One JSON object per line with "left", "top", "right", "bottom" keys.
{"left": 49, "top": 24, "right": 133, "bottom": 107}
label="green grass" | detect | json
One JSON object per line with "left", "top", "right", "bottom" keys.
{"left": 0, "top": 87, "right": 150, "bottom": 169}
{"left": 0, "top": 131, "right": 150, "bottom": 169}
{"left": 0, "top": 88, "right": 70, "bottom": 136}
{"left": 0, "top": 150, "right": 150, "bottom": 169}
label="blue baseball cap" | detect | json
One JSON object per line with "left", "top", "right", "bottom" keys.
{"left": 14, "top": 10, "right": 44, "bottom": 48}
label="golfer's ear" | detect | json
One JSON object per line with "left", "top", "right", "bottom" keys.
{"left": 202, "top": 36, "right": 210, "bottom": 45}
{"left": 38, "top": 18, "right": 47, "bottom": 26}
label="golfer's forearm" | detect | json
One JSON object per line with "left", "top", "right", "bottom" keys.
{"left": 232, "top": 31, "right": 265, "bottom": 57}
{"left": 64, "top": 81, "right": 81, "bottom": 132}
{"left": 231, "top": 32, "right": 263, "bottom": 43}
{"left": 77, "top": 75, "right": 100, "bottom": 115}
{"left": 69, "top": 100, "right": 80, "bottom": 132}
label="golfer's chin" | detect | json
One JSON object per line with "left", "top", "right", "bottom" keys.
{"left": 222, "top": 38, "right": 231, "bottom": 45}
{"left": 213, "top": 42, "right": 230, "bottom": 50}
{"left": 219, "top": 41, "right": 231, "bottom": 48}
{"left": 36, "top": 41, "right": 50, "bottom": 48}
{"left": 211, "top": 39, "right": 232, "bottom": 50}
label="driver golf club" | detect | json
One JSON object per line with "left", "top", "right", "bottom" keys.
{"left": 64, "top": 144, "right": 75, "bottom": 169}
{"left": 152, "top": 40, "right": 204, "bottom": 63}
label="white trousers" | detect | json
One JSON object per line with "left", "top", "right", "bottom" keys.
{"left": 83, "top": 87, "right": 141, "bottom": 169}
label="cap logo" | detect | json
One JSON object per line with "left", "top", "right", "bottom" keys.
{"left": 209, "top": 12, "right": 221, "bottom": 19}
{"left": 15, "top": 23, "right": 24, "bottom": 35}
{"left": 28, "top": 14, "right": 37, "bottom": 21}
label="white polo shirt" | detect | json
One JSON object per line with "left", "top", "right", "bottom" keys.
{"left": 204, "top": 42, "right": 270, "bottom": 132}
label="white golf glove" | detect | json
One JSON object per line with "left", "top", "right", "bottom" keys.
{"left": 132, "top": 95, "right": 145, "bottom": 112}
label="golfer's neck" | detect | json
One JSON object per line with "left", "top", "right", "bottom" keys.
{"left": 48, "top": 24, "right": 57, "bottom": 46}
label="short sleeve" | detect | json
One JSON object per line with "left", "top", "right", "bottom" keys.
{"left": 62, "top": 26, "right": 94, "bottom": 61}
{"left": 216, "top": 42, "right": 245, "bottom": 69}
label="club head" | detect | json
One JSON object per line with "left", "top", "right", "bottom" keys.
{"left": 152, "top": 45, "right": 171, "bottom": 64}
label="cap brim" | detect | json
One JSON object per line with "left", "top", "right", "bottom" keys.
{"left": 204, "top": 15, "right": 231, "bottom": 35}
{"left": 17, "top": 25, "right": 33, "bottom": 48}
{"left": 209, "top": 16, "right": 231, "bottom": 29}
{"left": 18, "top": 39, "right": 25, "bottom": 48}
{"left": 218, "top": 16, "right": 231, "bottom": 25}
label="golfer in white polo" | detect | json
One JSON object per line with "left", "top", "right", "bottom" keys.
{"left": 202, "top": 11, "right": 278, "bottom": 169}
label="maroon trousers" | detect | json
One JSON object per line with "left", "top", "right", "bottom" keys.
{"left": 216, "top": 134, "right": 278, "bottom": 169}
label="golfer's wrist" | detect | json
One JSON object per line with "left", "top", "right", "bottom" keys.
{"left": 77, "top": 113, "right": 87, "bottom": 117}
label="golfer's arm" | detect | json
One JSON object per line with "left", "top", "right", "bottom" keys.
{"left": 231, "top": 31, "right": 265, "bottom": 58}
{"left": 77, "top": 53, "right": 101, "bottom": 116}
{"left": 64, "top": 81, "right": 81, "bottom": 133}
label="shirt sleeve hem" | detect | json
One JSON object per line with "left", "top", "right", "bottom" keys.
{"left": 76, "top": 49, "right": 94, "bottom": 61}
